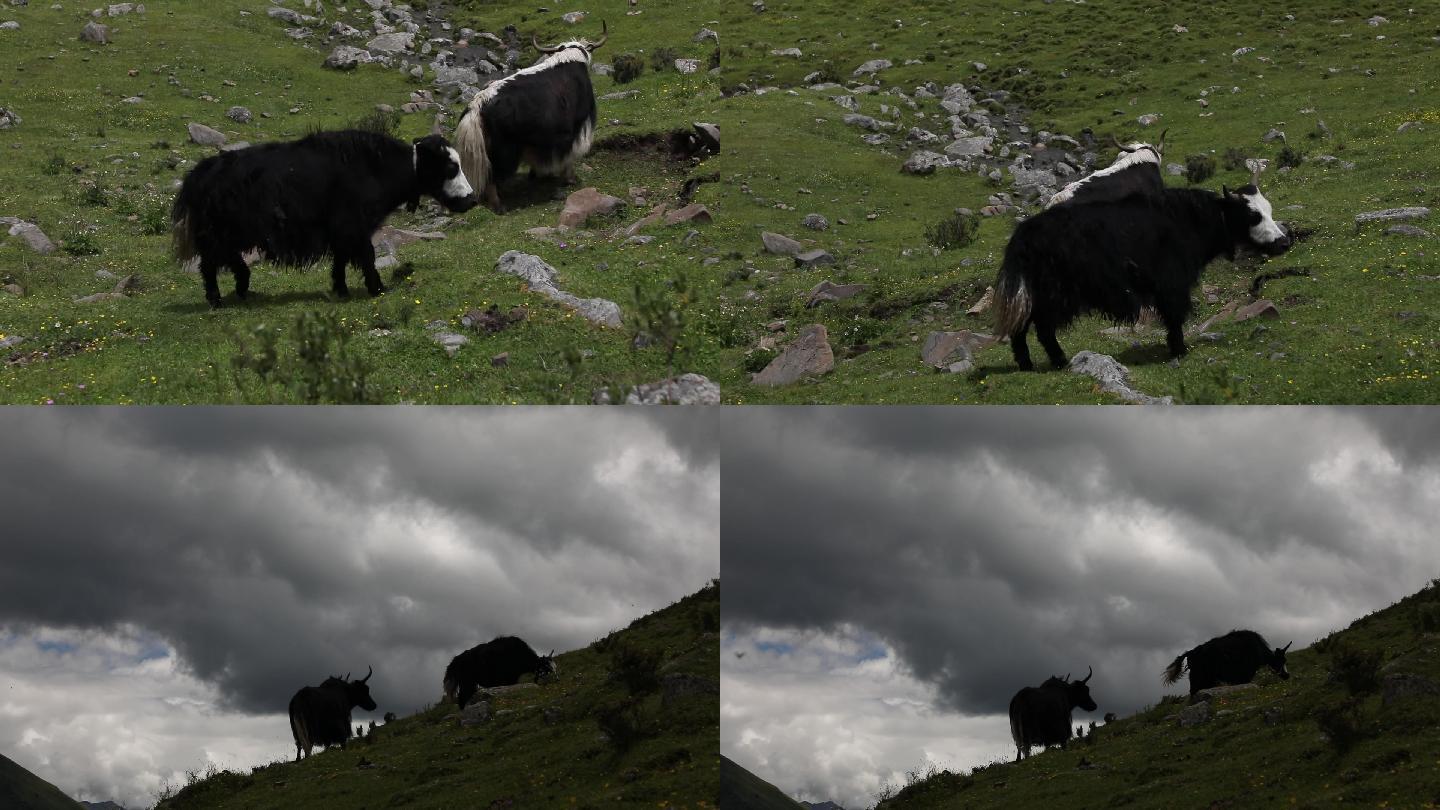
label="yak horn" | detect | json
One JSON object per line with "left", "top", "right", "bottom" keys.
{"left": 532, "top": 34, "right": 562, "bottom": 54}
{"left": 1108, "top": 135, "right": 1139, "bottom": 153}
{"left": 1081, "top": 666, "right": 1093, "bottom": 684}
{"left": 1250, "top": 167, "right": 1262, "bottom": 188}
{"left": 360, "top": 665, "right": 373, "bottom": 683}
{"left": 431, "top": 114, "right": 444, "bottom": 136}
{"left": 590, "top": 20, "right": 608, "bottom": 51}
{"left": 1154, "top": 128, "right": 1167, "bottom": 155}
{"left": 343, "top": 672, "right": 350, "bottom": 681}
{"left": 1281, "top": 641, "right": 1292, "bottom": 652}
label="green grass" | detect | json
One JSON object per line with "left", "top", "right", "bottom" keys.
{"left": 0, "top": 0, "right": 724, "bottom": 403}
{"left": 714, "top": 0, "right": 1440, "bottom": 403}
{"left": 874, "top": 579, "right": 1440, "bottom": 809}
{"left": 155, "top": 582, "right": 719, "bottom": 810}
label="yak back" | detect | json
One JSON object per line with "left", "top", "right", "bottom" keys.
{"left": 479, "top": 61, "right": 596, "bottom": 153}
{"left": 1009, "top": 683, "right": 1074, "bottom": 748}
{"left": 289, "top": 681, "right": 355, "bottom": 748}
{"left": 1186, "top": 629, "right": 1277, "bottom": 690}
{"left": 173, "top": 129, "right": 417, "bottom": 267}
{"left": 447, "top": 635, "right": 546, "bottom": 688}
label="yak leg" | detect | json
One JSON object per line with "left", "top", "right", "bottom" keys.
{"left": 1009, "top": 323, "right": 1035, "bottom": 371}
{"left": 1033, "top": 318, "right": 1068, "bottom": 369}
{"left": 200, "top": 256, "right": 225, "bottom": 309}
{"left": 353, "top": 241, "right": 386, "bottom": 297}
{"left": 1156, "top": 289, "right": 1190, "bottom": 359}
{"left": 483, "top": 182, "right": 505, "bottom": 214}
{"left": 231, "top": 253, "right": 252, "bottom": 302}
{"left": 330, "top": 250, "right": 351, "bottom": 299}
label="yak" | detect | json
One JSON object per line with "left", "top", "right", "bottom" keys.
{"left": 288, "top": 666, "right": 377, "bottom": 762}
{"left": 993, "top": 171, "right": 1293, "bottom": 370}
{"left": 1047, "top": 132, "right": 1167, "bottom": 208}
{"left": 443, "top": 636, "right": 557, "bottom": 710}
{"left": 172, "top": 129, "right": 477, "bottom": 308}
{"left": 1009, "top": 667, "right": 1098, "bottom": 761}
{"left": 1163, "top": 629, "right": 1292, "bottom": 696}
{"left": 453, "top": 25, "right": 607, "bottom": 212}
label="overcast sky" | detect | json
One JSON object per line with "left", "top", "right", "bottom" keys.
{"left": 721, "top": 408, "right": 1440, "bottom": 809}
{"left": 0, "top": 408, "right": 719, "bottom": 809}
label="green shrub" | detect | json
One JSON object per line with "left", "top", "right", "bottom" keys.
{"left": 628, "top": 272, "right": 691, "bottom": 377}
{"left": 40, "top": 154, "right": 67, "bottom": 176}
{"left": 62, "top": 231, "right": 101, "bottom": 256}
{"left": 608, "top": 640, "right": 661, "bottom": 697}
{"left": 612, "top": 54, "right": 644, "bottom": 84}
{"left": 1278, "top": 145, "right": 1304, "bottom": 169}
{"left": 1314, "top": 698, "right": 1367, "bottom": 756}
{"left": 925, "top": 209, "right": 981, "bottom": 251}
{"left": 1222, "top": 147, "right": 1251, "bottom": 171}
{"left": 230, "top": 310, "right": 379, "bottom": 404}
{"left": 1329, "top": 641, "right": 1382, "bottom": 697}
{"left": 1185, "top": 154, "right": 1216, "bottom": 185}
{"left": 649, "top": 47, "right": 679, "bottom": 73}
{"left": 595, "top": 698, "right": 649, "bottom": 751}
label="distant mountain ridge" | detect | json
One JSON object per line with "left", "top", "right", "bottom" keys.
{"left": 720, "top": 755, "right": 806, "bottom": 809}
{"left": 0, "top": 753, "right": 82, "bottom": 810}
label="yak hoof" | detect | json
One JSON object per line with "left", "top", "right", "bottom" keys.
{"left": 368, "top": 283, "right": 388, "bottom": 297}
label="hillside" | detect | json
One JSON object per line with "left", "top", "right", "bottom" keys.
{"left": 0, "top": 0, "right": 725, "bottom": 404}
{"left": 155, "top": 582, "right": 719, "bottom": 809}
{"left": 719, "top": 755, "right": 806, "bottom": 810}
{"left": 0, "top": 752, "right": 83, "bottom": 810}
{"left": 714, "top": 0, "right": 1439, "bottom": 403}
{"left": 874, "top": 578, "right": 1440, "bottom": 809}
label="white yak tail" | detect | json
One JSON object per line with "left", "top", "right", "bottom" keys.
{"left": 454, "top": 106, "right": 491, "bottom": 202}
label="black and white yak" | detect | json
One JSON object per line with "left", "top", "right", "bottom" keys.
{"left": 288, "top": 667, "right": 377, "bottom": 762}
{"left": 1047, "top": 132, "right": 1166, "bottom": 209}
{"left": 443, "top": 636, "right": 557, "bottom": 710}
{"left": 1163, "top": 630, "right": 1292, "bottom": 697}
{"left": 453, "top": 25, "right": 607, "bottom": 212}
{"left": 1008, "top": 667, "right": 1098, "bottom": 761}
{"left": 172, "top": 129, "right": 477, "bottom": 308}
{"left": 993, "top": 171, "right": 1293, "bottom": 370}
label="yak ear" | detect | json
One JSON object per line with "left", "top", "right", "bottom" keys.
{"left": 1221, "top": 184, "right": 1230, "bottom": 197}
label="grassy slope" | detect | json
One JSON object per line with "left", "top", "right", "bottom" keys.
{"left": 719, "top": 755, "right": 807, "bottom": 810}
{"left": 876, "top": 580, "right": 1440, "bottom": 809}
{"left": 156, "top": 582, "right": 719, "bottom": 810}
{"left": 0, "top": 753, "right": 84, "bottom": 810}
{"left": 716, "top": 0, "right": 1440, "bottom": 403}
{"left": 0, "top": 0, "right": 724, "bottom": 404}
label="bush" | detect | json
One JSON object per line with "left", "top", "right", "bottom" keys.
{"left": 1277, "top": 145, "right": 1304, "bottom": 169}
{"left": 1314, "top": 698, "right": 1367, "bottom": 756}
{"left": 1329, "top": 640, "right": 1382, "bottom": 697}
{"left": 77, "top": 182, "right": 109, "bottom": 207}
{"left": 1222, "top": 147, "right": 1251, "bottom": 171}
{"left": 41, "top": 154, "right": 67, "bottom": 176}
{"left": 608, "top": 640, "right": 661, "bottom": 697}
{"left": 612, "top": 54, "right": 644, "bottom": 84}
{"left": 627, "top": 272, "right": 691, "bottom": 377}
{"left": 140, "top": 200, "right": 170, "bottom": 235}
{"left": 925, "top": 209, "right": 981, "bottom": 251}
{"left": 62, "top": 231, "right": 101, "bottom": 256}
{"left": 1184, "top": 154, "right": 1216, "bottom": 185}
{"left": 649, "top": 47, "right": 679, "bottom": 73}
{"left": 595, "top": 698, "right": 649, "bottom": 751}
{"left": 230, "top": 310, "right": 379, "bottom": 404}
{"left": 1413, "top": 603, "right": 1440, "bottom": 633}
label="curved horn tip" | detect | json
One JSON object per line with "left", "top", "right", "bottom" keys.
{"left": 1082, "top": 665, "right": 1093, "bottom": 683}
{"left": 343, "top": 672, "right": 350, "bottom": 682}
{"left": 1282, "top": 641, "right": 1292, "bottom": 652}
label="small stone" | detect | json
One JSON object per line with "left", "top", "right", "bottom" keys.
{"left": 1355, "top": 207, "right": 1430, "bottom": 226}
{"left": 622, "top": 373, "right": 721, "bottom": 405}
{"left": 1384, "top": 224, "right": 1432, "bottom": 238}
{"left": 663, "top": 204, "right": 711, "bottom": 226}
{"left": 1234, "top": 299, "right": 1279, "bottom": 322}
{"left": 761, "top": 231, "right": 802, "bottom": 256}
{"left": 79, "top": 20, "right": 109, "bottom": 43}
{"left": 558, "top": 187, "right": 625, "bottom": 229}
{"left": 805, "top": 280, "right": 864, "bottom": 307}
{"left": 801, "top": 213, "right": 829, "bottom": 231}
{"left": 226, "top": 106, "right": 252, "bottom": 124}
{"left": 794, "top": 249, "right": 835, "bottom": 269}
{"left": 491, "top": 352, "right": 509, "bottom": 367}
{"left": 187, "top": 122, "right": 226, "bottom": 147}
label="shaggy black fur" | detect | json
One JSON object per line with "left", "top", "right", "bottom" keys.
{"left": 476, "top": 60, "right": 596, "bottom": 200}
{"left": 172, "top": 130, "right": 476, "bottom": 308}
{"left": 1009, "top": 668, "right": 1098, "bottom": 761}
{"left": 994, "top": 186, "right": 1292, "bottom": 370}
{"left": 1163, "top": 630, "right": 1291, "bottom": 696}
{"left": 443, "top": 636, "right": 556, "bottom": 710}
{"left": 288, "top": 668, "right": 377, "bottom": 761}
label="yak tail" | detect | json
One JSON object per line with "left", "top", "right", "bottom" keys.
{"left": 171, "top": 187, "right": 198, "bottom": 264}
{"left": 442, "top": 673, "right": 458, "bottom": 703}
{"left": 289, "top": 712, "right": 309, "bottom": 760}
{"left": 454, "top": 107, "right": 491, "bottom": 201}
{"left": 992, "top": 261, "right": 1032, "bottom": 340}
{"left": 1162, "top": 653, "right": 1188, "bottom": 685}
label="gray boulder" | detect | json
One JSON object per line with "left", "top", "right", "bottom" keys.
{"left": 324, "top": 45, "right": 373, "bottom": 70}
{"left": 752, "top": 324, "right": 834, "bottom": 386}
{"left": 187, "top": 122, "right": 226, "bottom": 147}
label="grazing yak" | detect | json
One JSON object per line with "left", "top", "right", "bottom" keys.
{"left": 993, "top": 171, "right": 1293, "bottom": 370}
{"left": 1009, "top": 667, "right": 1098, "bottom": 761}
{"left": 1047, "top": 132, "right": 1167, "bottom": 209}
{"left": 288, "top": 666, "right": 377, "bottom": 762}
{"left": 1163, "top": 630, "right": 1292, "bottom": 696}
{"left": 453, "top": 25, "right": 607, "bottom": 212}
{"left": 172, "top": 129, "right": 478, "bottom": 308}
{"left": 443, "top": 636, "right": 557, "bottom": 710}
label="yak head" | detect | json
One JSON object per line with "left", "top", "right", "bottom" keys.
{"left": 1270, "top": 641, "right": 1293, "bottom": 680}
{"left": 1222, "top": 172, "right": 1292, "bottom": 257}
{"left": 1061, "top": 667, "right": 1098, "bottom": 712}
{"left": 536, "top": 649, "right": 559, "bottom": 682}
{"left": 411, "top": 134, "right": 478, "bottom": 214}
{"left": 343, "top": 666, "right": 379, "bottom": 712}
{"left": 532, "top": 20, "right": 608, "bottom": 59}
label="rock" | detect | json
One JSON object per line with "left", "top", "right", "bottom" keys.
{"left": 324, "top": 45, "right": 373, "bottom": 70}
{"left": 79, "top": 20, "right": 109, "bottom": 43}
{"left": 660, "top": 673, "right": 720, "bottom": 709}
{"left": 1068, "top": 351, "right": 1173, "bottom": 405}
{"left": 1191, "top": 684, "right": 1258, "bottom": 704}
{"left": 663, "top": 204, "right": 711, "bottom": 226}
{"left": 967, "top": 287, "right": 994, "bottom": 316}
{"left": 770, "top": 47, "right": 801, "bottom": 57}
{"left": 561, "top": 10, "right": 586, "bottom": 24}
{"left": 495, "top": 251, "right": 622, "bottom": 328}
{"left": 752, "top": 324, "right": 834, "bottom": 386}
{"left": 853, "top": 58, "right": 892, "bottom": 76}
{"left": 944, "top": 136, "right": 992, "bottom": 157}
{"left": 902, "top": 150, "right": 950, "bottom": 175}
{"left": 434, "top": 65, "right": 479, "bottom": 87}
{"left": 1137, "top": 113, "right": 1162, "bottom": 126}
{"left": 761, "top": 231, "right": 802, "bottom": 256}
{"left": 1367, "top": 14, "right": 1388, "bottom": 25}
{"left": 1385, "top": 224, "right": 1432, "bottom": 238}
{"left": 491, "top": 352, "right": 509, "bottom": 367}
{"left": 805, "top": 280, "right": 864, "bottom": 307}
{"left": 1261, "top": 128, "right": 1286, "bottom": 143}
{"left": 2, "top": 283, "right": 22, "bottom": 296}
{"left": 623, "top": 373, "right": 721, "bottom": 405}
{"left": 1234, "top": 299, "right": 1279, "bottom": 322}
{"left": 692, "top": 122, "right": 719, "bottom": 153}
{"left": 1177, "top": 701, "right": 1211, "bottom": 727}
{"left": 674, "top": 58, "right": 700, "bottom": 74}
{"left": 187, "top": 122, "right": 226, "bottom": 147}
{"left": 558, "top": 187, "right": 625, "bottom": 229}
{"left": 1381, "top": 673, "right": 1439, "bottom": 707}
{"left": 794, "top": 249, "right": 834, "bottom": 269}
{"left": 694, "top": 27, "right": 720, "bottom": 44}
{"left": 0, "top": 20, "right": 17, "bottom": 30}
{"left": 429, "top": 329, "right": 470, "bottom": 357}
{"left": 367, "top": 32, "right": 414, "bottom": 54}
{"left": 8, "top": 222, "right": 56, "bottom": 255}
{"left": 372, "top": 226, "right": 444, "bottom": 253}
{"left": 460, "top": 304, "right": 524, "bottom": 334}
{"left": 0, "top": 107, "right": 19, "bottom": 129}
{"left": 226, "top": 106, "right": 252, "bottom": 124}
{"left": 1355, "top": 207, "right": 1430, "bottom": 226}
{"left": 0, "top": 334, "right": 24, "bottom": 350}
{"left": 922, "top": 330, "right": 996, "bottom": 370}
{"left": 624, "top": 204, "right": 669, "bottom": 236}
{"left": 457, "top": 700, "right": 491, "bottom": 726}
{"left": 801, "top": 213, "right": 829, "bottom": 231}
{"left": 843, "top": 114, "right": 890, "bottom": 132}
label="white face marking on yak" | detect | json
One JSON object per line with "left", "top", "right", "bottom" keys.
{"left": 411, "top": 135, "right": 479, "bottom": 213}
{"left": 1242, "top": 188, "right": 1287, "bottom": 245}
{"left": 442, "top": 146, "right": 474, "bottom": 199}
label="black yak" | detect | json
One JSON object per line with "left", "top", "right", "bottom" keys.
{"left": 172, "top": 129, "right": 477, "bottom": 308}
{"left": 1009, "top": 667, "right": 1098, "bottom": 761}
{"left": 443, "top": 636, "right": 557, "bottom": 710}
{"left": 1047, "top": 132, "right": 1167, "bottom": 208}
{"left": 993, "top": 172, "right": 1293, "bottom": 370}
{"left": 453, "top": 25, "right": 607, "bottom": 212}
{"left": 288, "top": 666, "right": 377, "bottom": 761}
{"left": 1163, "top": 629, "right": 1292, "bottom": 696}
